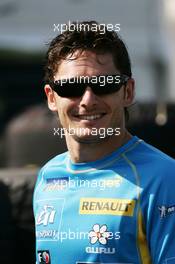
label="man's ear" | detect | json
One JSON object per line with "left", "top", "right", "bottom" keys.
{"left": 123, "top": 78, "right": 135, "bottom": 107}
{"left": 44, "top": 85, "right": 58, "bottom": 112}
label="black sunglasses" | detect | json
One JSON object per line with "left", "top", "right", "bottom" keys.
{"left": 49, "top": 74, "right": 130, "bottom": 98}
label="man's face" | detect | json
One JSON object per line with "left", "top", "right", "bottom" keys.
{"left": 45, "top": 50, "right": 134, "bottom": 143}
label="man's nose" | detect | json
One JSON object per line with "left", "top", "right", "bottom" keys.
{"left": 80, "top": 86, "right": 98, "bottom": 108}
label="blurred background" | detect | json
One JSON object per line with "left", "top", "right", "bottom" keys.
{"left": 0, "top": 0, "right": 174, "bottom": 263}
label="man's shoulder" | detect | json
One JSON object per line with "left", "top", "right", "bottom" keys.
{"left": 140, "top": 140, "right": 174, "bottom": 162}
{"left": 39, "top": 151, "right": 68, "bottom": 173}
{"left": 124, "top": 138, "right": 175, "bottom": 188}
{"left": 131, "top": 138, "right": 175, "bottom": 173}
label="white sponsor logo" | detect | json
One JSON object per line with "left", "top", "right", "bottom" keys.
{"left": 36, "top": 229, "right": 57, "bottom": 239}
{"left": 85, "top": 247, "right": 115, "bottom": 254}
{"left": 36, "top": 205, "right": 56, "bottom": 226}
{"left": 89, "top": 224, "right": 111, "bottom": 245}
{"left": 158, "top": 205, "right": 175, "bottom": 218}
{"left": 86, "top": 224, "right": 118, "bottom": 255}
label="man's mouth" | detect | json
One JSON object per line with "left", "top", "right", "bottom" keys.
{"left": 74, "top": 113, "right": 106, "bottom": 121}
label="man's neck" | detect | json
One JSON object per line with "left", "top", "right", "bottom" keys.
{"left": 66, "top": 130, "right": 132, "bottom": 163}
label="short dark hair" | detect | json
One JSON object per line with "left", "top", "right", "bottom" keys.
{"left": 44, "top": 20, "right": 132, "bottom": 83}
{"left": 44, "top": 20, "right": 132, "bottom": 121}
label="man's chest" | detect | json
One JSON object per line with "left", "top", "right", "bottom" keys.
{"left": 34, "top": 170, "right": 141, "bottom": 263}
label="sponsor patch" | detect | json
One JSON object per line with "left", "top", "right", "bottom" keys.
{"left": 35, "top": 198, "right": 65, "bottom": 241}
{"left": 158, "top": 205, "right": 175, "bottom": 218}
{"left": 44, "top": 177, "right": 69, "bottom": 191}
{"left": 36, "top": 205, "right": 56, "bottom": 226}
{"left": 85, "top": 224, "right": 119, "bottom": 255}
{"left": 85, "top": 247, "right": 115, "bottom": 254}
{"left": 37, "top": 250, "right": 51, "bottom": 264}
{"left": 43, "top": 175, "right": 123, "bottom": 191}
{"left": 79, "top": 198, "right": 135, "bottom": 216}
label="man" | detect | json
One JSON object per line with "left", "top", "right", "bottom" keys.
{"left": 33, "top": 21, "right": 175, "bottom": 264}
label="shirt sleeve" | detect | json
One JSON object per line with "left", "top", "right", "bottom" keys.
{"left": 142, "top": 160, "right": 175, "bottom": 264}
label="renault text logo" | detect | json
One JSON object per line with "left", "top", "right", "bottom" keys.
{"left": 79, "top": 198, "right": 135, "bottom": 216}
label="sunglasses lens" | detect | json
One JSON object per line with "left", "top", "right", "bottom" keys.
{"left": 91, "top": 76, "right": 125, "bottom": 95}
{"left": 93, "top": 83, "right": 123, "bottom": 95}
{"left": 53, "top": 82, "right": 86, "bottom": 97}
{"left": 52, "top": 75, "right": 129, "bottom": 97}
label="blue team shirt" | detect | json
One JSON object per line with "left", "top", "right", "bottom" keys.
{"left": 33, "top": 136, "right": 175, "bottom": 264}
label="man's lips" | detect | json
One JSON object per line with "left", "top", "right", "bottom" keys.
{"left": 73, "top": 113, "right": 106, "bottom": 121}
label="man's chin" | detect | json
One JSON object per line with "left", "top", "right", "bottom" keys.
{"left": 72, "top": 134, "right": 110, "bottom": 144}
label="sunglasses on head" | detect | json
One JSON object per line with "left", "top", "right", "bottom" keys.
{"left": 49, "top": 74, "right": 130, "bottom": 98}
